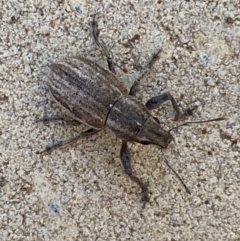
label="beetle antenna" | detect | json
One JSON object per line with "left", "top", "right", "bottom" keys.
{"left": 160, "top": 149, "right": 191, "bottom": 194}
{"left": 169, "top": 117, "right": 226, "bottom": 132}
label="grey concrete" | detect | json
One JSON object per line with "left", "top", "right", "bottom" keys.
{"left": 1, "top": 0, "right": 239, "bottom": 240}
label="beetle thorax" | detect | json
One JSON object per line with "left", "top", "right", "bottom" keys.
{"left": 106, "top": 96, "right": 173, "bottom": 148}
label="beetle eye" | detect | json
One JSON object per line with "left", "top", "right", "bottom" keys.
{"left": 153, "top": 116, "right": 160, "bottom": 124}
{"left": 141, "top": 141, "right": 150, "bottom": 145}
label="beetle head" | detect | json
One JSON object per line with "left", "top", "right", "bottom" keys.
{"left": 137, "top": 117, "right": 174, "bottom": 148}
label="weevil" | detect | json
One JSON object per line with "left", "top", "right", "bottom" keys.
{"left": 38, "top": 16, "right": 225, "bottom": 206}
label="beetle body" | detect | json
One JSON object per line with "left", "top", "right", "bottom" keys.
{"left": 49, "top": 57, "right": 174, "bottom": 148}
{"left": 42, "top": 17, "right": 224, "bottom": 204}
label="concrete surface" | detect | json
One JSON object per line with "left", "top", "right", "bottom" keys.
{"left": 0, "top": 0, "right": 239, "bottom": 240}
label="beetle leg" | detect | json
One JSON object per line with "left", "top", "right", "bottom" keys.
{"left": 36, "top": 116, "right": 80, "bottom": 126}
{"left": 120, "top": 141, "right": 150, "bottom": 206}
{"left": 91, "top": 15, "right": 116, "bottom": 74}
{"left": 129, "top": 49, "right": 162, "bottom": 96}
{"left": 145, "top": 92, "right": 182, "bottom": 120}
{"left": 37, "top": 128, "right": 100, "bottom": 154}
{"left": 146, "top": 92, "right": 196, "bottom": 121}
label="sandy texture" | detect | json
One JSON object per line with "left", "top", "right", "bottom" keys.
{"left": 1, "top": 0, "right": 240, "bottom": 240}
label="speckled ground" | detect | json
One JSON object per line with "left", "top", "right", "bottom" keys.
{"left": 1, "top": 0, "right": 240, "bottom": 240}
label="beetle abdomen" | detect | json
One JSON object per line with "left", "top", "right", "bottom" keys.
{"left": 48, "top": 57, "right": 128, "bottom": 128}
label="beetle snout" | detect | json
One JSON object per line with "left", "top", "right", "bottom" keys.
{"left": 138, "top": 117, "right": 174, "bottom": 148}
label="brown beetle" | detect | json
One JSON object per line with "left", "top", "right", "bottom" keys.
{"left": 38, "top": 17, "right": 224, "bottom": 206}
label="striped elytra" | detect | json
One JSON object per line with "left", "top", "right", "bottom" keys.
{"left": 49, "top": 57, "right": 128, "bottom": 129}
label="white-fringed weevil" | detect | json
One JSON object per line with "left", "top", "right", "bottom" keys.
{"left": 38, "top": 16, "right": 225, "bottom": 207}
